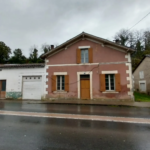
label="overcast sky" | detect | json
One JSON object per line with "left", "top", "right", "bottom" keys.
{"left": 0, "top": 0, "right": 150, "bottom": 56}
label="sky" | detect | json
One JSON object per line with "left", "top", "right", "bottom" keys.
{"left": 0, "top": 0, "right": 150, "bottom": 56}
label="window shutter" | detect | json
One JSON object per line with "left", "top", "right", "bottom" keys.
{"left": 89, "top": 48, "right": 93, "bottom": 63}
{"left": 100, "top": 74, "right": 106, "bottom": 92}
{"left": 115, "top": 74, "right": 121, "bottom": 92}
{"left": 51, "top": 75, "right": 56, "bottom": 92}
{"left": 76, "top": 48, "right": 81, "bottom": 64}
{"left": 65, "top": 75, "right": 69, "bottom": 92}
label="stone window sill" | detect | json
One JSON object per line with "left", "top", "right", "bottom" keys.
{"left": 102, "top": 91, "right": 119, "bottom": 93}
{"left": 53, "top": 91, "right": 67, "bottom": 94}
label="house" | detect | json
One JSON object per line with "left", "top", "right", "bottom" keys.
{"left": 0, "top": 64, "right": 46, "bottom": 100}
{"left": 133, "top": 55, "right": 150, "bottom": 93}
{"left": 42, "top": 32, "right": 134, "bottom": 101}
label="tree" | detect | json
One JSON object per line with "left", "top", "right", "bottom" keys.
{"left": 114, "top": 29, "right": 129, "bottom": 46}
{"left": 0, "top": 42, "right": 11, "bottom": 63}
{"left": 41, "top": 44, "right": 51, "bottom": 54}
{"left": 9, "top": 49, "right": 26, "bottom": 64}
{"left": 29, "top": 47, "right": 44, "bottom": 63}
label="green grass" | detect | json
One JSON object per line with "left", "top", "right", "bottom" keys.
{"left": 134, "top": 92, "right": 150, "bottom": 102}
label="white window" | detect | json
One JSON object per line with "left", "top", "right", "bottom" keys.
{"left": 139, "top": 71, "right": 144, "bottom": 79}
{"left": 57, "top": 75, "right": 65, "bottom": 91}
{"left": 105, "top": 74, "right": 115, "bottom": 91}
{"left": 81, "top": 49, "right": 89, "bottom": 63}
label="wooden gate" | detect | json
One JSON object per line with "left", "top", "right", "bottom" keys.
{"left": 0, "top": 80, "right": 6, "bottom": 99}
{"left": 80, "top": 78, "right": 90, "bottom": 99}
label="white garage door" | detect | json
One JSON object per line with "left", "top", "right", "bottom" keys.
{"left": 23, "top": 76, "right": 42, "bottom": 100}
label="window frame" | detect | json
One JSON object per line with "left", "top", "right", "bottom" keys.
{"left": 81, "top": 48, "right": 89, "bottom": 63}
{"left": 105, "top": 74, "right": 115, "bottom": 91}
{"left": 56, "top": 75, "right": 65, "bottom": 91}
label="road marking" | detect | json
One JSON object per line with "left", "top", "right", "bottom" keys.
{"left": 0, "top": 110, "right": 150, "bottom": 124}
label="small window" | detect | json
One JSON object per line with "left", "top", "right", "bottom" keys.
{"left": 105, "top": 74, "right": 115, "bottom": 91}
{"left": 1, "top": 80, "right": 6, "bottom": 91}
{"left": 81, "top": 49, "right": 89, "bottom": 63}
{"left": 139, "top": 71, "right": 144, "bottom": 79}
{"left": 57, "top": 75, "right": 65, "bottom": 91}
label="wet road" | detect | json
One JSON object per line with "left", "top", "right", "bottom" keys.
{"left": 0, "top": 115, "right": 150, "bottom": 150}
{"left": 0, "top": 101, "right": 150, "bottom": 118}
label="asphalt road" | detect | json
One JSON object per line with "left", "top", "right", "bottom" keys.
{"left": 0, "top": 101, "right": 150, "bottom": 118}
{"left": 0, "top": 115, "right": 150, "bottom": 150}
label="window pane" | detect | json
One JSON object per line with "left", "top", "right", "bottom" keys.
{"left": 110, "top": 74, "right": 115, "bottom": 90}
{"left": 105, "top": 74, "right": 109, "bottom": 90}
{"left": 81, "top": 50, "right": 85, "bottom": 63}
{"left": 62, "top": 86, "right": 65, "bottom": 90}
{"left": 61, "top": 75, "right": 65, "bottom": 90}
{"left": 85, "top": 50, "right": 89, "bottom": 63}
{"left": 2, "top": 81, "right": 6, "bottom": 91}
{"left": 57, "top": 76, "right": 60, "bottom": 90}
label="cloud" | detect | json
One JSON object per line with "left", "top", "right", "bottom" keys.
{"left": 0, "top": 0, "right": 150, "bottom": 56}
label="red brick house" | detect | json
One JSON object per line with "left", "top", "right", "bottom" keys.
{"left": 42, "top": 32, "right": 134, "bottom": 101}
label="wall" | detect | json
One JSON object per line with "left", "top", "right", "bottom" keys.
{"left": 133, "top": 57, "right": 150, "bottom": 93}
{"left": 0, "top": 67, "right": 46, "bottom": 99}
{"left": 46, "top": 39, "right": 133, "bottom": 100}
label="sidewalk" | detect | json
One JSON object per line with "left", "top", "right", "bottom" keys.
{"left": 1, "top": 99, "right": 150, "bottom": 108}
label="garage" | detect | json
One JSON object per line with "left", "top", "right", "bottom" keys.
{"left": 22, "top": 76, "right": 42, "bottom": 100}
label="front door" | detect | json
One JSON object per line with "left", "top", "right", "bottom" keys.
{"left": 0, "top": 80, "right": 6, "bottom": 99}
{"left": 80, "top": 75, "right": 90, "bottom": 99}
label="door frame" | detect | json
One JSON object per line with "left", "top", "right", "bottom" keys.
{"left": 77, "top": 71, "right": 93, "bottom": 99}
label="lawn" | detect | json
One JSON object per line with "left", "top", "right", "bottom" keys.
{"left": 134, "top": 92, "right": 150, "bottom": 102}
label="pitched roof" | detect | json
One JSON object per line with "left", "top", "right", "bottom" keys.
{"left": 41, "top": 32, "right": 135, "bottom": 59}
{"left": 133, "top": 55, "right": 150, "bottom": 73}
{"left": 0, "top": 63, "right": 45, "bottom": 69}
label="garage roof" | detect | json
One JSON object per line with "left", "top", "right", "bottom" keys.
{"left": 0, "top": 63, "right": 45, "bottom": 69}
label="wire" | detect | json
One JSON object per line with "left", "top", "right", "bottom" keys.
{"left": 128, "top": 11, "right": 150, "bottom": 31}
{"left": 50, "top": 64, "right": 99, "bottom": 86}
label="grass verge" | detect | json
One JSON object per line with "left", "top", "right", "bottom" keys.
{"left": 134, "top": 92, "right": 150, "bottom": 102}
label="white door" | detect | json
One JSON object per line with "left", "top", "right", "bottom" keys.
{"left": 23, "top": 76, "right": 42, "bottom": 100}
{"left": 140, "top": 83, "right": 146, "bottom": 92}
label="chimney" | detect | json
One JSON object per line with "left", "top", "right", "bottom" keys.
{"left": 51, "top": 45, "right": 54, "bottom": 49}
{"left": 115, "top": 39, "right": 120, "bottom": 44}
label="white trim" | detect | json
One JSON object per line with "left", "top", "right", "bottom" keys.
{"left": 102, "top": 91, "right": 119, "bottom": 93}
{"left": 54, "top": 72, "right": 67, "bottom": 75}
{"left": 128, "top": 91, "right": 133, "bottom": 96}
{"left": 47, "top": 63, "right": 99, "bottom": 67}
{"left": 139, "top": 80, "right": 146, "bottom": 84}
{"left": 102, "top": 71, "right": 118, "bottom": 74}
{"left": 46, "top": 62, "right": 128, "bottom": 67}
{"left": 45, "top": 59, "right": 49, "bottom": 63}
{"left": 77, "top": 71, "right": 93, "bottom": 99}
{"left": 126, "top": 53, "right": 134, "bottom": 99}
{"left": 78, "top": 46, "right": 90, "bottom": 49}
{"left": 53, "top": 91, "right": 67, "bottom": 94}
{"left": 125, "top": 55, "right": 128, "bottom": 59}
